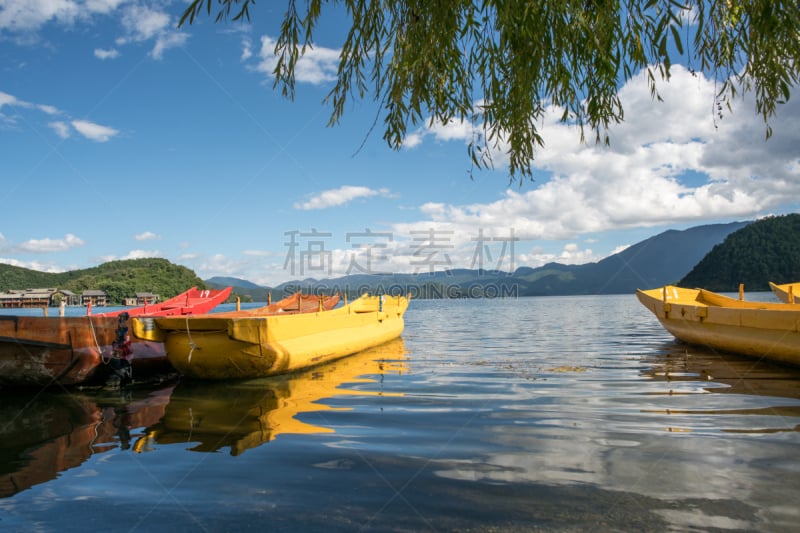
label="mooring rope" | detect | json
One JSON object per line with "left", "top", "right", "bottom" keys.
{"left": 88, "top": 315, "right": 109, "bottom": 363}
{"left": 185, "top": 315, "right": 196, "bottom": 363}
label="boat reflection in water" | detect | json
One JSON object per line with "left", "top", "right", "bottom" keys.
{"left": 642, "top": 342, "right": 800, "bottom": 433}
{"left": 135, "top": 337, "right": 408, "bottom": 456}
{"left": 0, "top": 382, "right": 174, "bottom": 498}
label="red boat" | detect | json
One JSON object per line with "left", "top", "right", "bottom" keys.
{"left": 0, "top": 286, "right": 232, "bottom": 388}
{"left": 96, "top": 286, "right": 233, "bottom": 317}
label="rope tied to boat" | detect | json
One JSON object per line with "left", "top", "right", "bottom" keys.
{"left": 88, "top": 314, "right": 107, "bottom": 362}
{"left": 185, "top": 315, "right": 196, "bottom": 363}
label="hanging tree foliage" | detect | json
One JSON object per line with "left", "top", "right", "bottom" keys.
{"left": 179, "top": 0, "right": 799, "bottom": 184}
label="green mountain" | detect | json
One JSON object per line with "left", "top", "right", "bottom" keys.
{"left": 679, "top": 214, "right": 800, "bottom": 291}
{"left": 0, "top": 258, "right": 209, "bottom": 305}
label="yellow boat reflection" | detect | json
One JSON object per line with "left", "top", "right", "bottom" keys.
{"left": 136, "top": 337, "right": 408, "bottom": 455}
{"left": 643, "top": 342, "right": 800, "bottom": 434}
{"left": 644, "top": 342, "right": 800, "bottom": 400}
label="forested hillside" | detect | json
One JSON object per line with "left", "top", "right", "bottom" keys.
{"left": 0, "top": 258, "right": 209, "bottom": 304}
{"left": 680, "top": 214, "right": 800, "bottom": 291}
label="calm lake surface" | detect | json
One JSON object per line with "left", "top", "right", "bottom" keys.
{"left": 2, "top": 294, "right": 799, "bottom": 532}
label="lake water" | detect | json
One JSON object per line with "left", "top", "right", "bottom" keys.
{"left": 1, "top": 294, "right": 799, "bottom": 532}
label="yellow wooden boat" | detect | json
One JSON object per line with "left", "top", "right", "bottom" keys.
{"left": 636, "top": 285, "right": 800, "bottom": 366}
{"left": 132, "top": 294, "right": 410, "bottom": 379}
{"left": 769, "top": 281, "right": 800, "bottom": 303}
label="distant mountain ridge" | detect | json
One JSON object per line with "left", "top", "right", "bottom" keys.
{"left": 206, "top": 276, "right": 271, "bottom": 301}
{"left": 206, "top": 276, "right": 264, "bottom": 291}
{"left": 208, "top": 220, "right": 751, "bottom": 299}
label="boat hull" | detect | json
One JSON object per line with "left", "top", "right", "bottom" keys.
{"left": 0, "top": 315, "right": 167, "bottom": 387}
{"left": 142, "top": 295, "right": 409, "bottom": 379}
{"left": 637, "top": 286, "right": 800, "bottom": 366}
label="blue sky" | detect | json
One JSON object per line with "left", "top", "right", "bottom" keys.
{"left": 1, "top": 1, "right": 799, "bottom": 287}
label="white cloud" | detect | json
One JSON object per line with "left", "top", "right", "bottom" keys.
{"left": 113, "top": 3, "right": 186, "bottom": 59}
{"left": 608, "top": 244, "right": 631, "bottom": 256}
{"left": 151, "top": 31, "right": 188, "bottom": 60}
{"left": 518, "top": 243, "right": 598, "bottom": 267}
{"left": 197, "top": 253, "right": 240, "bottom": 277}
{"left": 0, "top": 0, "right": 183, "bottom": 60}
{"left": 134, "top": 231, "right": 159, "bottom": 241}
{"left": 294, "top": 186, "right": 393, "bottom": 210}
{"left": 84, "top": 0, "right": 127, "bottom": 15}
{"left": 49, "top": 121, "right": 70, "bottom": 138}
{"left": 402, "top": 132, "right": 423, "bottom": 149}
{"left": 0, "top": 0, "right": 127, "bottom": 33}
{"left": 0, "top": 0, "right": 80, "bottom": 32}
{"left": 71, "top": 119, "right": 119, "bottom": 141}
{"left": 404, "top": 117, "right": 473, "bottom": 149}
{"left": 2, "top": 90, "right": 122, "bottom": 142}
{"left": 37, "top": 103, "right": 58, "bottom": 114}
{"left": 92, "top": 249, "right": 162, "bottom": 262}
{"left": 122, "top": 249, "right": 161, "bottom": 259}
{"left": 1, "top": 90, "right": 62, "bottom": 118}
{"left": 16, "top": 233, "right": 85, "bottom": 253}
{"left": 0, "top": 91, "right": 17, "bottom": 109}
{"left": 240, "top": 38, "right": 252, "bottom": 61}
{"left": 94, "top": 48, "right": 119, "bottom": 59}
{"left": 0, "top": 257, "right": 66, "bottom": 272}
{"left": 120, "top": 4, "right": 169, "bottom": 41}
{"left": 0, "top": 90, "right": 31, "bottom": 111}
{"left": 250, "top": 35, "right": 339, "bottom": 84}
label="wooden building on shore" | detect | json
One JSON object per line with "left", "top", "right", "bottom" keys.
{"left": 0, "top": 288, "right": 102, "bottom": 308}
{"left": 0, "top": 288, "right": 81, "bottom": 308}
{"left": 80, "top": 290, "right": 107, "bottom": 307}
